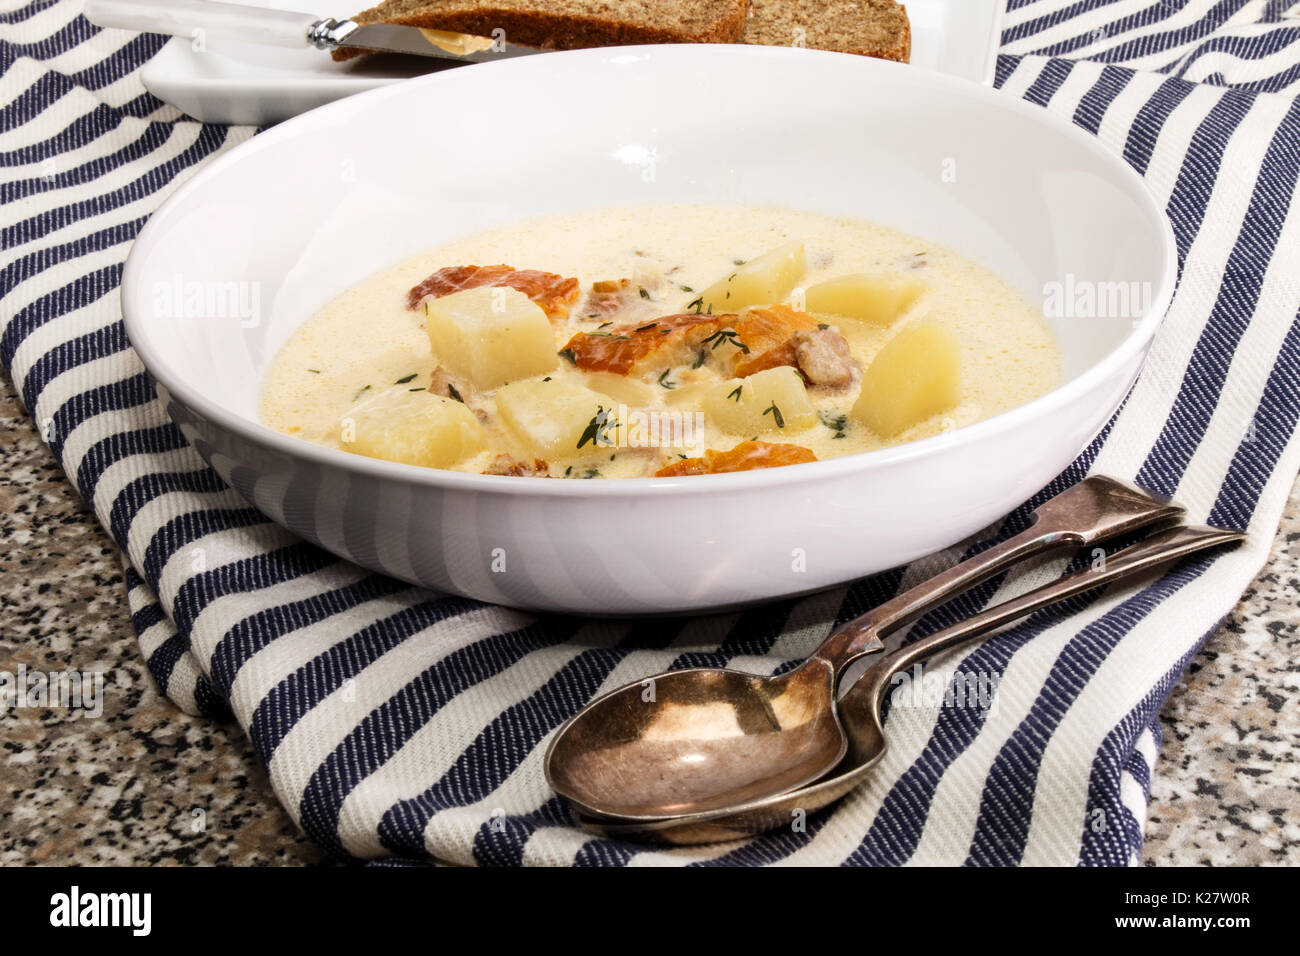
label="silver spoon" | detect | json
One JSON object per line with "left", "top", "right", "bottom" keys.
{"left": 544, "top": 476, "right": 1184, "bottom": 821}
{"left": 568, "top": 521, "right": 1246, "bottom": 843}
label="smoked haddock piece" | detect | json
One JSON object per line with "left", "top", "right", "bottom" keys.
{"left": 333, "top": 0, "right": 751, "bottom": 60}
{"left": 561, "top": 313, "right": 732, "bottom": 376}
{"left": 562, "top": 305, "right": 822, "bottom": 379}
{"left": 731, "top": 304, "right": 820, "bottom": 376}
{"left": 655, "top": 440, "right": 817, "bottom": 477}
{"left": 407, "top": 264, "right": 580, "bottom": 319}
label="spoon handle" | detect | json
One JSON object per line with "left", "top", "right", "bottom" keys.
{"left": 809, "top": 475, "right": 1184, "bottom": 681}
{"left": 856, "top": 523, "right": 1246, "bottom": 698}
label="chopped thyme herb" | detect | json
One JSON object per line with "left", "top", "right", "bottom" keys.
{"left": 408, "top": 387, "right": 426, "bottom": 392}
{"left": 692, "top": 349, "right": 707, "bottom": 369}
{"left": 559, "top": 348, "right": 577, "bottom": 365}
{"left": 763, "top": 402, "right": 785, "bottom": 428}
{"left": 394, "top": 373, "right": 418, "bottom": 384}
{"left": 542, "top": 376, "right": 552, "bottom": 382}
{"left": 726, "top": 385, "right": 743, "bottom": 402}
{"left": 446, "top": 383, "right": 464, "bottom": 403}
{"left": 702, "top": 328, "right": 750, "bottom": 353}
{"left": 817, "top": 322, "right": 829, "bottom": 330}
{"left": 577, "top": 407, "right": 619, "bottom": 449}
{"left": 597, "top": 321, "right": 613, "bottom": 330}
{"left": 306, "top": 368, "right": 321, "bottom": 374}
{"left": 686, "top": 296, "right": 704, "bottom": 314}
{"left": 565, "top": 466, "right": 573, "bottom": 477}
{"left": 657, "top": 369, "right": 677, "bottom": 390}
{"left": 679, "top": 284, "right": 694, "bottom": 293}
{"left": 635, "top": 322, "right": 659, "bottom": 332}
{"left": 733, "top": 258, "right": 746, "bottom": 266}
{"left": 583, "top": 467, "right": 601, "bottom": 479}
{"left": 819, "top": 410, "right": 848, "bottom": 434}
{"left": 352, "top": 384, "right": 371, "bottom": 402}
{"left": 638, "top": 287, "right": 650, "bottom": 299}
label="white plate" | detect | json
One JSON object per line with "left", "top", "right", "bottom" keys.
{"left": 140, "top": 0, "right": 1004, "bottom": 125}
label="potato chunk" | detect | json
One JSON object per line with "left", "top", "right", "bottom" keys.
{"left": 342, "top": 389, "right": 486, "bottom": 468}
{"left": 497, "top": 378, "right": 617, "bottom": 458}
{"left": 703, "top": 366, "right": 816, "bottom": 435}
{"left": 698, "top": 242, "right": 805, "bottom": 314}
{"left": 425, "top": 286, "right": 558, "bottom": 390}
{"left": 804, "top": 273, "right": 925, "bottom": 326}
{"left": 852, "top": 322, "right": 961, "bottom": 436}
{"left": 583, "top": 370, "right": 656, "bottom": 408}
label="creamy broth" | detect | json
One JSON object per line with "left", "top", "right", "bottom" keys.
{"left": 261, "top": 203, "right": 1061, "bottom": 478}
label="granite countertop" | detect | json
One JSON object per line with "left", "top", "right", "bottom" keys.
{"left": 1, "top": 370, "right": 1295, "bottom": 866}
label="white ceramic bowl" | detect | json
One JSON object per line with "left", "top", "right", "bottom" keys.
{"left": 122, "top": 45, "right": 1176, "bottom": 614}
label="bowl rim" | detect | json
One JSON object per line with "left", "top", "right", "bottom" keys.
{"left": 122, "top": 43, "right": 1178, "bottom": 499}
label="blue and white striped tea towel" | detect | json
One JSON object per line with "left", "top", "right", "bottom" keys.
{"left": 2, "top": 0, "right": 1297, "bottom": 865}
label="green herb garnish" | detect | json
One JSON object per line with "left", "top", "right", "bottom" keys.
{"left": 702, "top": 328, "right": 750, "bottom": 353}
{"left": 394, "top": 373, "right": 418, "bottom": 385}
{"left": 352, "top": 384, "right": 371, "bottom": 401}
{"left": 763, "top": 402, "right": 785, "bottom": 428}
{"left": 447, "top": 383, "right": 464, "bottom": 403}
{"left": 658, "top": 369, "right": 677, "bottom": 390}
{"left": 819, "top": 410, "right": 848, "bottom": 434}
{"left": 726, "top": 386, "right": 743, "bottom": 402}
{"left": 559, "top": 348, "right": 577, "bottom": 365}
{"left": 577, "top": 407, "right": 619, "bottom": 449}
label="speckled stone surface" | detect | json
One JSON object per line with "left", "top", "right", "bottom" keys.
{"left": 1142, "top": 498, "right": 1300, "bottom": 866}
{"left": 0, "top": 366, "right": 1294, "bottom": 866}
{"left": 0, "top": 374, "right": 325, "bottom": 866}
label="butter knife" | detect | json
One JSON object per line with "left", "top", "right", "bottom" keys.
{"left": 84, "top": 0, "right": 539, "bottom": 62}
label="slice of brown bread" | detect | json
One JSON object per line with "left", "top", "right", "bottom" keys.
{"left": 332, "top": 0, "right": 751, "bottom": 61}
{"left": 743, "top": 0, "right": 910, "bottom": 62}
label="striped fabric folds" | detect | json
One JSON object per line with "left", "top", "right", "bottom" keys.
{"left": 2, "top": 0, "right": 1298, "bottom": 866}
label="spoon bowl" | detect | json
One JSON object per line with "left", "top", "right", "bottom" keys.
{"left": 546, "top": 661, "right": 845, "bottom": 819}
